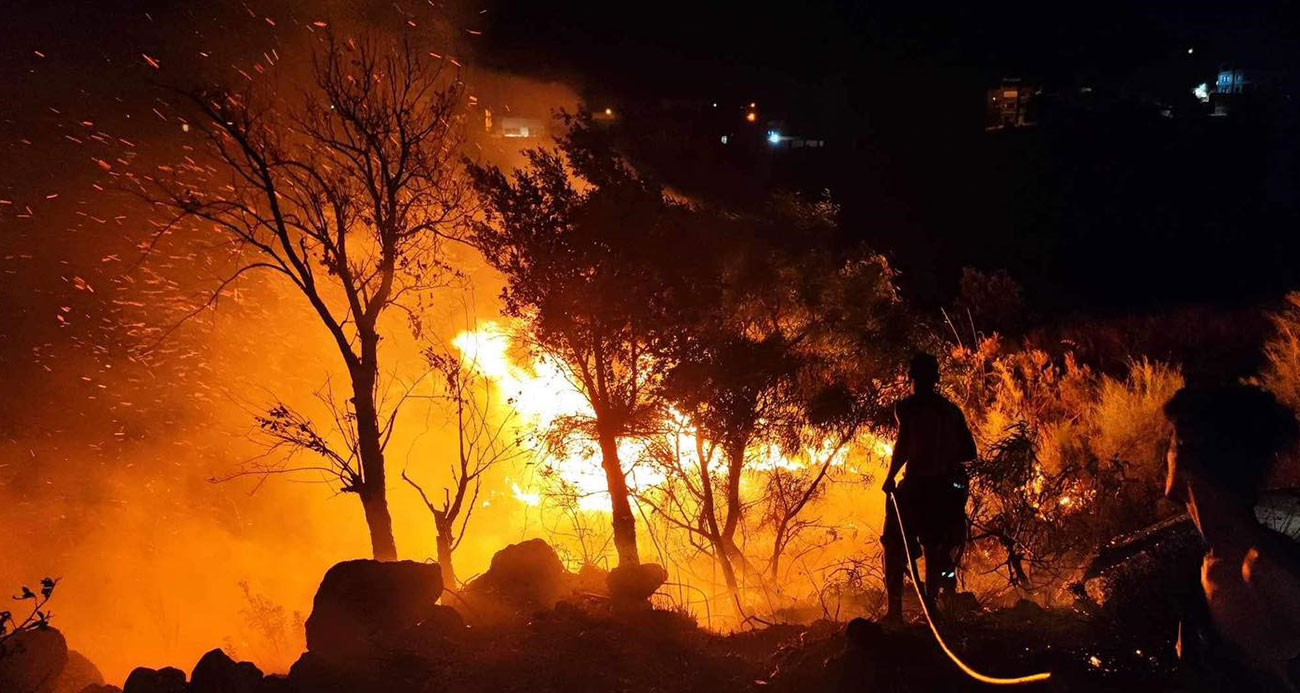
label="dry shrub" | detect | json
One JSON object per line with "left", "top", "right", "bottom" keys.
{"left": 1089, "top": 358, "right": 1182, "bottom": 486}
{"left": 1262, "top": 293, "right": 1300, "bottom": 414}
{"left": 948, "top": 338, "right": 1183, "bottom": 599}
{"left": 1260, "top": 293, "right": 1300, "bottom": 485}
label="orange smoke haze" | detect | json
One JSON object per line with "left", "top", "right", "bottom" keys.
{"left": 0, "top": 43, "right": 586, "bottom": 683}
{"left": 0, "top": 7, "right": 900, "bottom": 685}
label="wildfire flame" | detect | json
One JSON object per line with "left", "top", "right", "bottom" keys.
{"left": 451, "top": 321, "right": 895, "bottom": 512}
{"left": 451, "top": 322, "right": 660, "bottom": 512}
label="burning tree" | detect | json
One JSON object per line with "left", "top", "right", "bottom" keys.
{"left": 467, "top": 117, "right": 708, "bottom": 568}
{"left": 647, "top": 334, "right": 796, "bottom": 603}
{"left": 145, "top": 34, "right": 469, "bottom": 560}
{"left": 402, "top": 346, "right": 526, "bottom": 588}
{"left": 636, "top": 194, "right": 908, "bottom": 610}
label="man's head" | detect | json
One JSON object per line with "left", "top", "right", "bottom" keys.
{"left": 1163, "top": 384, "right": 1298, "bottom": 505}
{"left": 908, "top": 353, "right": 940, "bottom": 391}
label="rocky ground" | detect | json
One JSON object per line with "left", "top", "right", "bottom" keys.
{"left": 2, "top": 535, "right": 1195, "bottom": 693}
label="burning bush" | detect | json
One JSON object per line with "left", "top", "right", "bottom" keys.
{"left": 950, "top": 338, "right": 1182, "bottom": 601}
{"left": 1263, "top": 293, "right": 1300, "bottom": 415}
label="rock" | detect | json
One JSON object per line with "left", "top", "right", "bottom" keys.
{"left": 1072, "top": 514, "right": 1203, "bottom": 648}
{"left": 459, "top": 539, "right": 569, "bottom": 625}
{"left": 189, "top": 649, "right": 263, "bottom": 693}
{"left": 304, "top": 559, "right": 443, "bottom": 662}
{"left": 571, "top": 564, "right": 610, "bottom": 596}
{"left": 607, "top": 563, "right": 667, "bottom": 604}
{"left": 54, "top": 650, "right": 105, "bottom": 693}
{"left": 286, "top": 652, "right": 348, "bottom": 693}
{"left": 402, "top": 603, "right": 468, "bottom": 655}
{"left": 287, "top": 649, "right": 439, "bottom": 693}
{"left": 256, "top": 675, "right": 292, "bottom": 693}
{"left": 0, "top": 626, "right": 70, "bottom": 693}
{"left": 122, "top": 666, "right": 186, "bottom": 693}
{"left": 418, "top": 604, "right": 466, "bottom": 638}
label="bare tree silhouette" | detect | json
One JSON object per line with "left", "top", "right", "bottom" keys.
{"left": 143, "top": 34, "right": 470, "bottom": 560}
{"left": 403, "top": 344, "right": 526, "bottom": 587}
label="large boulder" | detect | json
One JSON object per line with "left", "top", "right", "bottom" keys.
{"left": 304, "top": 559, "right": 444, "bottom": 662}
{"left": 189, "top": 649, "right": 263, "bottom": 693}
{"left": 607, "top": 563, "right": 668, "bottom": 605}
{"left": 54, "top": 650, "right": 104, "bottom": 693}
{"left": 0, "top": 627, "right": 69, "bottom": 693}
{"left": 121, "top": 666, "right": 186, "bottom": 693}
{"left": 459, "top": 539, "right": 569, "bottom": 625}
{"left": 571, "top": 564, "right": 611, "bottom": 597}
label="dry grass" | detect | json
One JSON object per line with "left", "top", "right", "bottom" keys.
{"left": 1262, "top": 293, "right": 1300, "bottom": 414}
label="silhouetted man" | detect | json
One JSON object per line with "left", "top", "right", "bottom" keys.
{"left": 881, "top": 353, "right": 976, "bottom": 625}
{"left": 1164, "top": 384, "right": 1300, "bottom": 689}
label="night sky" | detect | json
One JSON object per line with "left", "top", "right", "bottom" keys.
{"left": 3, "top": 0, "right": 1300, "bottom": 328}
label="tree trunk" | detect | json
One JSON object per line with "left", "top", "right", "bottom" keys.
{"left": 434, "top": 516, "right": 458, "bottom": 588}
{"left": 361, "top": 487, "right": 398, "bottom": 562}
{"left": 720, "top": 441, "right": 751, "bottom": 575}
{"left": 352, "top": 353, "right": 398, "bottom": 562}
{"left": 598, "top": 429, "right": 639, "bottom": 567}
{"left": 697, "top": 438, "right": 742, "bottom": 610}
{"left": 712, "top": 535, "right": 743, "bottom": 616}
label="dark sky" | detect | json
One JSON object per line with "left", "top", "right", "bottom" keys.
{"left": 468, "top": 0, "right": 1300, "bottom": 312}
{"left": 2, "top": 0, "right": 1299, "bottom": 316}
{"left": 477, "top": 0, "right": 1300, "bottom": 101}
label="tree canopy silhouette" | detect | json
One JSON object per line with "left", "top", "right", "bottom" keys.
{"left": 467, "top": 116, "right": 713, "bottom": 568}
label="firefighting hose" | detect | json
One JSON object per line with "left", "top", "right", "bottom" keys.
{"left": 887, "top": 489, "right": 1053, "bottom": 686}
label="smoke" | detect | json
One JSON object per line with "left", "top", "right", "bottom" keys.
{"left": 0, "top": 0, "right": 581, "bottom": 683}
{"left": 0, "top": 1, "right": 899, "bottom": 682}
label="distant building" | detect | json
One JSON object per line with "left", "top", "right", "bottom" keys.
{"left": 484, "top": 109, "right": 547, "bottom": 139}
{"left": 986, "top": 79, "right": 1038, "bottom": 131}
{"left": 1210, "top": 68, "right": 1283, "bottom": 117}
{"left": 1216, "top": 69, "right": 1251, "bottom": 95}
{"left": 760, "top": 120, "right": 826, "bottom": 149}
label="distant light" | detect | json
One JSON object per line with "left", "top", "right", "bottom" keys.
{"left": 1193, "top": 82, "right": 1209, "bottom": 102}
{"left": 1187, "top": 47, "right": 1194, "bottom": 54}
{"left": 604, "top": 107, "right": 612, "bottom": 115}
{"left": 745, "top": 111, "right": 757, "bottom": 123}
{"left": 181, "top": 123, "right": 190, "bottom": 133}
{"left": 767, "top": 130, "right": 781, "bottom": 145}
{"left": 720, "top": 135, "right": 728, "bottom": 144}
{"left": 749, "top": 102, "right": 756, "bottom": 108}
{"left": 712, "top": 102, "right": 718, "bottom": 108}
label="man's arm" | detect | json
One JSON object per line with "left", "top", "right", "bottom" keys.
{"left": 883, "top": 405, "right": 909, "bottom": 493}
{"left": 956, "top": 408, "right": 977, "bottom": 463}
